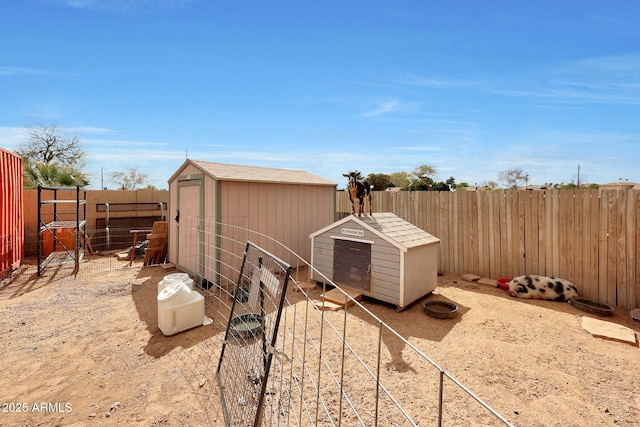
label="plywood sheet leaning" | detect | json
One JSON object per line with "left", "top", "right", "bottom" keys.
{"left": 580, "top": 316, "right": 638, "bottom": 347}
{"left": 477, "top": 278, "right": 497, "bottom": 287}
{"left": 321, "top": 286, "right": 362, "bottom": 309}
{"left": 144, "top": 221, "right": 168, "bottom": 266}
{"left": 312, "top": 299, "right": 344, "bottom": 311}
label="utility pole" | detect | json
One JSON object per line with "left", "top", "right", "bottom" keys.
{"left": 577, "top": 164, "right": 580, "bottom": 188}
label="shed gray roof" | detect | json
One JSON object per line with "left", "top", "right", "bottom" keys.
{"left": 170, "top": 160, "right": 336, "bottom": 186}
{"left": 311, "top": 212, "right": 439, "bottom": 251}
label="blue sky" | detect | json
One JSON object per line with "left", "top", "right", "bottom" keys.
{"left": 1, "top": 0, "right": 639, "bottom": 190}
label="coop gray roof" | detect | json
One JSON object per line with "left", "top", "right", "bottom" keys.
{"left": 359, "top": 213, "right": 440, "bottom": 249}
{"left": 311, "top": 212, "right": 439, "bottom": 251}
{"left": 172, "top": 160, "right": 336, "bottom": 186}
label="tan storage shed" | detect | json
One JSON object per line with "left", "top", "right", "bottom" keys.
{"left": 310, "top": 212, "right": 440, "bottom": 310}
{"left": 168, "top": 160, "right": 336, "bottom": 285}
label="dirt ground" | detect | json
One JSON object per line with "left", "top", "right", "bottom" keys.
{"left": 0, "top": 260, "right": 638, "bottom": 427}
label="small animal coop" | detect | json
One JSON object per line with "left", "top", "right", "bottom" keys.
{"left": 310, "top": 212, "right": 440, "bottom": 310}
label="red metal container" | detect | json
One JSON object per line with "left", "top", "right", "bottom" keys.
{"left": 0, "top": 147, "right": 24, "bottom": 279}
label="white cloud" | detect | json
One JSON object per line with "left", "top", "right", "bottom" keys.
{"left": 361, "top": 99, "right": 420, "bottom": 118}
{"left": 395, "top": 74, "right": 479, "bottom": 89}
{"left": 0, "top": 127, "right": 30, "bottom": 150}
{"left": 0, "top": 66, "right": 80, "bottom": 78}
{"left": 494, "top": 54, "right": 640, "bottom": 106}
{"left": 0, "top": 66, "right": 45, "bottom": 76}
{"left": 60, "top": 0, "right": 198, "bottom": 12}
{"left": 392, "top": 145, "right": 440, "bottom": 152}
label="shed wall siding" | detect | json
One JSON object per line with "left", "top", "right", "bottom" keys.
{"left": 169, "top": 162, "right": 336, "bottom": 281}
{"left": 311, "top": 234, "right": 334, "bottom": 281}
{"left": 218, "top": 181, "right": 334, "bottom": 266}
{"left": 401, "top": 244, "right": 439, "bottom": 306}
{"left": 370, "top": 242, "right": 401, "bottom": 302}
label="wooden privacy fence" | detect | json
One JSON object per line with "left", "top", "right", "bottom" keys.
{"left": 338, "top": 189, "right": 640, "bottom": 310}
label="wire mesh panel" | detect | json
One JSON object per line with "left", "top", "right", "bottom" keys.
{"left": 217, "top": 241, "right": 292, "bottom": 427}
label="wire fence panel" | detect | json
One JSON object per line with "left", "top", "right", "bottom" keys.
{"left": 184, "top": 216, "right": 512, "bottom": 427}
{"left": 217, "top": 241, "right": 293, "bottom": 427}
{"left": 4, "top": 217, "right": 514, "bottom": 426}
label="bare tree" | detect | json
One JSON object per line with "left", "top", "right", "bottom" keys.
{"left": 111, "top": 167, "right": 148, "bottom": 190}
{"left": 498, "top": 168, "right": 529, "bottom": 189}
{"left": 481, "top": 180, "right": 499, "bottom": 190}
{"left": 17, "top": 123, "right": 89, "bottom": 188}
{"left": 17, "top": 123, "right": 86, "bottom": 168}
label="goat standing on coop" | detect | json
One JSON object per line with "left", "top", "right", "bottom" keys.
{"left": 343, "top": 171, "right": 373, "bottom": 217}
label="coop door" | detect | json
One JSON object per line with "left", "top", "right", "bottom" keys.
{"left": 333, "top": 239, "right": 372, "bottom": 291}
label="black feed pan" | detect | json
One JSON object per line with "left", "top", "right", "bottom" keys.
{"left": 423, "top": 301, "right": 458, "bottom": 319}
{"left": 229, "top": 313, "right": 263, "bottom": 339}
{"left": 570, "top": 297, "right": 613, "bottom": 317}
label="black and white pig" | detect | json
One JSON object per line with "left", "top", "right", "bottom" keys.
{"left": 507, "top": 275, "right": 578, "bottom": 302}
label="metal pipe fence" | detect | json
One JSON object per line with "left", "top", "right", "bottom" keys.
{"left": 3, "top": 220, "right": 513, "bottom": 426}
{"left": 184, "top": 216, "right": 513, "bottom": 426}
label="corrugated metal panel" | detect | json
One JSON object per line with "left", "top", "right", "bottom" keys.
{"left": 0, "top": 147, "right": 24, "bottom": 278}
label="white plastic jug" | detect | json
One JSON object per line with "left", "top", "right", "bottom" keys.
{"left": 158, "top": 272, "right": 194, "bottom": 293}
{"left": 157, "top": 281, "right": 205, "bottom": 336}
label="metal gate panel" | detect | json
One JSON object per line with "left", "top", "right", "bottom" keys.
{"left": 217, "top": 241, "right": 292, "bottom": 427}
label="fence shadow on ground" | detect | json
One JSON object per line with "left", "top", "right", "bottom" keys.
{"left": 1, "top": 221, "right": 515, "bottom": 426}
{"left": 349, "top": 293, "right": 469, "bottom": 374}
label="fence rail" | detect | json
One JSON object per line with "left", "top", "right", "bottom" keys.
{"left": 184, "top": 216, "right": 512, "bottom": 426}
{"left": 338, "top": 189, "right": 640, "bottom": 310}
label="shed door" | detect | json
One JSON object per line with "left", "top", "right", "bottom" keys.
{"left": 333, "top": 240, "right": 371, "bottom": 291}
{"left": 177, "top": 180, "right": 202, "bottom": 275}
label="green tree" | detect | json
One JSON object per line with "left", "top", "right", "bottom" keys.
{"left": 445, "top": 176, "right": 456, "bottom": 189}
{"left": 404, "top": 176, "right": 434, "bottom": 191}
{"left": 409, "top": 164, "right": 437, "bottom": 186}
{"left": 23, "top": 162, "right": 89, "bottom": 188}
{"left": 389, "top": 171, "right": 410, "bottom": 188}
{"left": 366, "top": 173, "right": 393, "bottom": 190}
{"left": 400, "top": 164, "right": 438, "bottom": 191}
{"left": 431, "top": 181, "right": 451, "bottom": 191}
